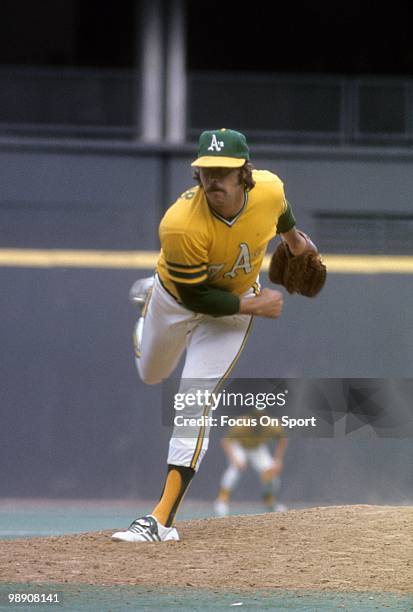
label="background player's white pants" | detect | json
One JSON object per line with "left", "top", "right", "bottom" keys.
{"left": 221, "top": 442, "right": 277, "bottom": 490}
{"left": 135, "top": 275, "right": 253, "bottom": 471}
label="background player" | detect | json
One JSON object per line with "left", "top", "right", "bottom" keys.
{"left": 112, "top": 128, "right": 317, "bottom": 543}
{"left": 214, "top": 410, "right": 288, "bottom": 517}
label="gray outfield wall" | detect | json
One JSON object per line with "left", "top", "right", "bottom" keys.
{"left": 1, "top": 140, "right": 412, "bottom": 502}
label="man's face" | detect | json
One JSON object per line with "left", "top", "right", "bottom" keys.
{"left": 199, "top": 167, "right": 243, "bottom": 211}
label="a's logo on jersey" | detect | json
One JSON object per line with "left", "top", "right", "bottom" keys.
{"left": 224, "top": 243, "right": 252, "bottom": 278}
{"left": 208, "top": 134, "right": 225, "bottom": 152}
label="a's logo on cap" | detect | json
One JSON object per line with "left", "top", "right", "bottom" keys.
{"left": 207, "top": 133, "right": 224, "bottom": 152}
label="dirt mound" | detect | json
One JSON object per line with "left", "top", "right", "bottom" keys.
{"left": 1, "top": 505, "right": 411, "bottom": 593}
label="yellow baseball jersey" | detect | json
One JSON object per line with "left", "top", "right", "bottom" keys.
{"left": 227, "top": 416, "right": 285, "bottom": 449}
{"left": 157, "top": 170, "right": 287, "bottom": 300}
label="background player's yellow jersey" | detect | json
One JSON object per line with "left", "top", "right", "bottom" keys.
{"left": 157, "top": 170, "right": 287, "bottom": 300}
{"left": 227, "top": 414, "right": 285, "bottom": 449}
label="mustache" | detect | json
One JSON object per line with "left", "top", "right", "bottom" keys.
{"left": 207, "top": 185, "right": 225, "bottom": 193}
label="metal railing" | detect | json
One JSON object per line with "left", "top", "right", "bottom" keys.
{"left": 0, "top": 65, "right": 139, "bottom": 139}
{"left": 1, "top": 65, "right": 413, "bottom": 145}
{"left": 188, "top": 72, "right": 413, "bottom": 145}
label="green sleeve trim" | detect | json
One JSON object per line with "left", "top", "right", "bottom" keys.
{"left": 167, "top": 268, "right": 208, "bottom": 280}
{"left": 174, "top": 282, "right": 240, "bottom": 317}
{"left": 166, "top": 259, "right": 208, "bottom": 269}
{"left": 277, "top": 199, "right": 296, "bottom": 234}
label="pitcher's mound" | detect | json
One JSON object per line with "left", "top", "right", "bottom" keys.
{"left": 1, "top": 505, "right": 411, "bottom": 593}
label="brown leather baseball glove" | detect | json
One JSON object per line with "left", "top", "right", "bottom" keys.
{"left": 268, "top": 232, "right": 327, "bottom": 297}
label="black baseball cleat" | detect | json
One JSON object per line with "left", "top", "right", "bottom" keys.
{"left": 111, "top": 515, "right": 180, "bottom": 543}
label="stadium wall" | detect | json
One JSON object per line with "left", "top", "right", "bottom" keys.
{"left": 1, "top": 142, "right": 412, "bottom": 503}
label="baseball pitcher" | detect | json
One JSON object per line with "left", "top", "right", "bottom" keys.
{"left": 112, "top": 129, "right": 326, "bottom": 543}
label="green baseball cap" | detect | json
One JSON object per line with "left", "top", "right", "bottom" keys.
{"left": 191, "top": 128, "right": 250, "bottom": 168}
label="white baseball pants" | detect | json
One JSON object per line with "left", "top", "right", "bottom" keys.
{"left": 220, "top": 442, "right": 277, "bottom": 490}
{"left": 135, "top": 275, "right": 254, "bottom": 471}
